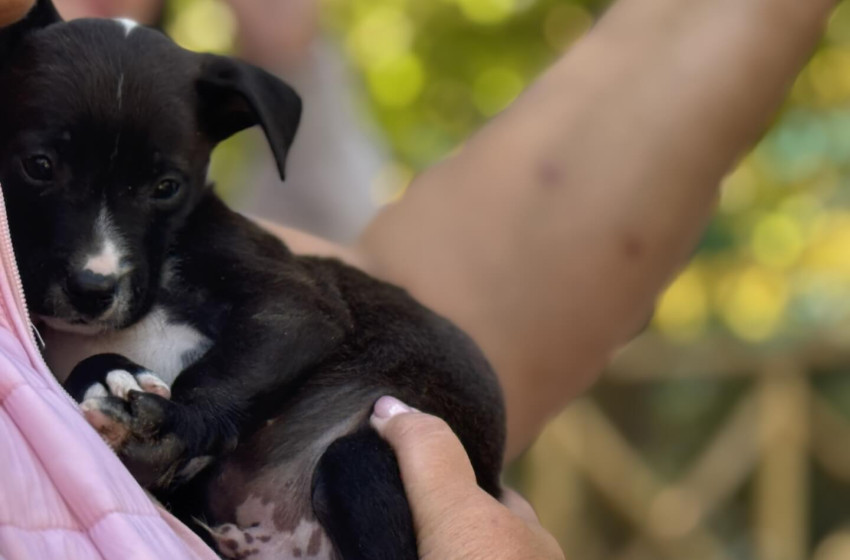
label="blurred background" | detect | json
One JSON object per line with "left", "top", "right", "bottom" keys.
{"left": 53, "top": 0, "right": 850, "bottom": 558}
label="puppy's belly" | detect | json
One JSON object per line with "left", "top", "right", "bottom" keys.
{"left": 42, "top": 306, "right": 212, "bottom": 384}
{"left": 207, "top": 515, "right": 333, "bottom": 560}
{"left": 202, "top": 409, "right": 366, "bottom": 560}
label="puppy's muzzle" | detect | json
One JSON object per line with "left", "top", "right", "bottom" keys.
{"left": 64, "top": 269, "right": 122, "bottom": 317}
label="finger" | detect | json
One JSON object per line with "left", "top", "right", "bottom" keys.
{"left": 370, "top": 396, "right": 482, "bottom": 521}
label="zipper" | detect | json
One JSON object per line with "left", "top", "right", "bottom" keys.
{"left": 0, "top": 186, "right": 77, "bottom": 405}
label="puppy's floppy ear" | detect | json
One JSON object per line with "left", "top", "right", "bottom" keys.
{"left": 197, "top": 54, "right": 302, "bottom": 181}
{"left": 0, "top": 0, "right": 62, "bottom": 55}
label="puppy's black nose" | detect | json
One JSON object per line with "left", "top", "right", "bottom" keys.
{"left": 65, "top": 270, "right": 118, "bottom": 317}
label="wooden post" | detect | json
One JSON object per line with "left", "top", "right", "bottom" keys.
{"left": 525, "top": 409, "right": 598, "bottom": 558}
{"left": 755, "top": 363, "right": 810, "bottom": 560}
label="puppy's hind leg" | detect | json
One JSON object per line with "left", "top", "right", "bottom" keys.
{"left": 312, "top": 428, "right": 418, "bottom": 560}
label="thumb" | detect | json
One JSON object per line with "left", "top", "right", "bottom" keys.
{"left": 370, "top": 396, "right": 483, "bottom": 525}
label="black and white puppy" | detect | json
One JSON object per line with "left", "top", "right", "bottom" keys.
{"left": 0, "top": 2, "right": 505, "bottom": 559}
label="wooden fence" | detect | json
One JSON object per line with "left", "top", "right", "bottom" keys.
{"left": 519, "top": 333, "right": 850, "bottom": 560}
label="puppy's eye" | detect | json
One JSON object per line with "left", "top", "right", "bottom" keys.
{"left": 22, "top": 155, "right": 54, "bottom": 182}
{"left": 152, "top": 179, "right": 181, "bottom": 200}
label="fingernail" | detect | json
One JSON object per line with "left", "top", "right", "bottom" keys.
{"left": 373, "top": 396, "right": 414, "bottom": 420}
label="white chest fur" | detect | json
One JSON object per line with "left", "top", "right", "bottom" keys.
{"left": 43, "top": 306, "right": 212, "bottom": 384}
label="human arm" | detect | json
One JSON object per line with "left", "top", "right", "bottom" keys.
{"left": 342, "top": 0, "right": 836, "bottom": 460}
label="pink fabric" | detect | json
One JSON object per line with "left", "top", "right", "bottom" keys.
{"left": 0, "top": 188, "right": 219, "bottom": 560}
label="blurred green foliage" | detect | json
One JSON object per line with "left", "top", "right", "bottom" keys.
{"left": 321, "top": 0, "right": 600, "bottom": 168}
{"left": 320, "top": 0, "right": 850, "bottom": 347}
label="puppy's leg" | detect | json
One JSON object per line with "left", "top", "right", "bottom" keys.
{"left": 85, "top": 300, "right": 349, "bottom": 492}
{"left": 312, "top": 428, "right": 418, "bottom": 560}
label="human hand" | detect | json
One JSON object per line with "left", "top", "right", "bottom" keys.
{"left": 0, "top": 0, "right": 33, "bottom": 25}
{"left": 370, "top": 396, "right": 565, "bottom": 560}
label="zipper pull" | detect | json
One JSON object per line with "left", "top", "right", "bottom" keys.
{"left": 31, "top": 322, "right": 46, "bottom": 350}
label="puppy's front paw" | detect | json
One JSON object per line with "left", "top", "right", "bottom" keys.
{"left": 65, "top": 354, "right": 194, "bottom": 488}
{"left": 65, "top": 353, "right": 170, "bottom": 403}
{"left": 81, "top": 389, "right": 195, "bottom": 489}
{"left": 65, "top": 353, "right": 171, "bottom": 449}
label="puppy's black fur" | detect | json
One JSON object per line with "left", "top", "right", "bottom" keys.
{"left": 0, "top": 3, "right": 505, "bottom": 559}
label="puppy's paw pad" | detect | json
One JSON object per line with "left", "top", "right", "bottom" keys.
{"left": 135, "top": 371, "right": 171, "bottom": 399}
{"left": 81, "top": 397, "right": 131, "bottom": 447}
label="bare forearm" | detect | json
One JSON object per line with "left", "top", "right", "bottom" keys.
{"left": 358, "top": 0, "right": 836, "bottom": 459}
{"left": 252, "top": 218, "right": 364, "bottom": 266}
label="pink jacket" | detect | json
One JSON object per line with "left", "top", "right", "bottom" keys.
{"left": 0, "top": 188, "right": 218, "bottom": 559}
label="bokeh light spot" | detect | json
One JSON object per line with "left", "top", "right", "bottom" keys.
{"left": 346, "top": 6, "right": 414, "bottom": 69}
{"left": 808, "top": 47, "right": 850, "bottom": 106}
{"left": 168, "top": 0, "right": 235, "bottom": 54}
{"left": 751, "top": 213, "right": 805, "bottom": 269}
{"left": 457, "top": 0, "right": 516, "bottom": 25}
{"left": 804, "top": 212, "right": 850, "bottom": 280}
{"left": 654, "top": 266, "right": 708, "bottom": 343}
{"left": 367, "top": 53, "right": 426, "bottom": 108}
{"left": 473, "top": 66, "right": 524, "bottom": 116}
{"left": 718, "top": 267, "right": 789, "bottom": 342}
